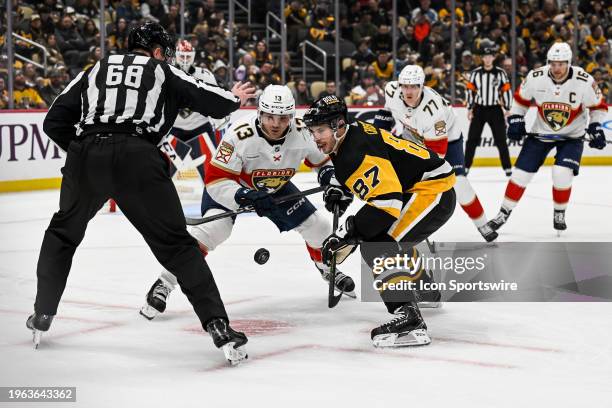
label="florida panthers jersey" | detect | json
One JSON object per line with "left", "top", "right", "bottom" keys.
{"left": 383, "top": 82, "right": 461, "bottom": 155}
{"left": 173, "top": 66, "right": 218, "bottom": 134}
{"left": 205, "top": 114, "right": 330, "bottom": 210}
{"left": 511, "top": 65, "right": 607, "bottom": 139}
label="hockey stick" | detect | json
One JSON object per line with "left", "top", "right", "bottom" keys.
{"left": 328, "top": 204, "right": 344, "bottom": 308}
{"left": 527, "top": 133, "right": 612, "bottom": 144}
{"left": 185, "top": 185, "right": 325, "bottom": 225}
{"left": 425, "top": 238, "right": 437, "bottom": 254}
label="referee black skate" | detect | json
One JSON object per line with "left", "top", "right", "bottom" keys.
{"left": 27, "top": 22, "right": 256, "bottom": 365}
{"left": 464, "top": 47, "right": 513, "bottom": 176}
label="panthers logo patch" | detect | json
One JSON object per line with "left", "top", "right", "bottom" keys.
{"left": 542, "top": 102, "right": 571, "bottom": 131}
{"left": 252, "top": 169, "right": 295, "bottom": 192}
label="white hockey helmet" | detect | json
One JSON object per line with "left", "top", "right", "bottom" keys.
{"left": 258, "top": 85, "right": 296, "bottom": 116}
{"left": 398, "top": 65, "right": 425, "bottom": 87}
{"left": 175, "top": 39, "right": 195, "bottom": 72}
{"left": 547, "top": 42, "right": 572, "bottom": 64}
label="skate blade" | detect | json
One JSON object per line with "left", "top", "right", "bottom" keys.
{"left": 32, "top": 330, "right": 42, "bottom": 349}
{"left": 372, "top": 329, "right": 431, "bottom": 348}
{"left": 418, "top": 301, "right": 443, "bottom": 309}
{"left": 221, "top": 342, "right": 248, "bottom": 366}
{"left": 337, "top": 288, "right": 356, "bottom": 299}
{"left": 139, "top": 305, "right": 159, "bottom": 320}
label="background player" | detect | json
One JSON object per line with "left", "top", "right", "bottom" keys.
{"left": 304, "top": 96, "right": 456, "bottom": 347}
{"left": 374, "top": 65, "right": 497, "bottom": 242}
{"left": 140, "top": 85, "right": 356, "bottom": 319}
{"left": 487, "top": 42, "right": 607, "bottom": 235}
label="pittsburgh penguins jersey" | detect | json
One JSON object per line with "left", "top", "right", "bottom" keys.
{"left": 511, "top": 65, "right": 607, "bottom": 139}
{"left": 332, "top": 120, "right": 456, "bottom": 240}
{"left": 205, "top": 114, "right": 330, "bottom": 210}
{"left": 172, "top": 66, "right": 219, "bottom": 137}
{"left": 383, "top": 82, "right": 461, "bottom": 156}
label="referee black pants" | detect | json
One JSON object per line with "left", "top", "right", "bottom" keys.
{"left": 34, "top": 134, "right": 228, "bottom": 328}
{"left": 464, "top": 105, "right": 511, "bottom": 171}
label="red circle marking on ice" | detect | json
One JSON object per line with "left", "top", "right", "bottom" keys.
{"left": 184, "top": 319, "right": 292, "bottom": 336}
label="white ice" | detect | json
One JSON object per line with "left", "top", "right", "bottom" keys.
{"left": 1, "top": 167, "right": 612, "bottom": 408}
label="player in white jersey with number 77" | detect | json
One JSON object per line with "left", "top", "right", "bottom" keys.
{"left": 140, "top": 85, "right": 357, "bottom": 319}
{"left": 486, "top": 42, "right": 608, "bottom": 235}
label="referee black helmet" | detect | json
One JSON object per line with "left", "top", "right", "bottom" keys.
{"left": 128, "top": 22, "right": 176, "bottom": 60}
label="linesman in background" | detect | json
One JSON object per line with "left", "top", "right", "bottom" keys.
{"left": 464, "top": 47, "right": 513, "bottom": 176}
{"left": 27, "top": 22, "right": 256, "bottom": 365}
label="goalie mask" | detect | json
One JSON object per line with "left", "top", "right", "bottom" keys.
{"left": 175, "top": 39, "right": 195, "bottom": 72}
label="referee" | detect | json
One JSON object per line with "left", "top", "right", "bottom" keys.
{"left": 464, "top": 47, "right": 513, "bottom": 176}
{"left": 28, "top": 22, "right": 255, "bottom": 363}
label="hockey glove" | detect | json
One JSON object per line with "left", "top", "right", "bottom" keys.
{"left": 322, "top": 216, "right": 359, "bottom": 266}
{"left": 587, "top": 122, "right": 606, "bottom": 150}
{"left": 318, "top": 166, "right": 354, "bottom": 216}
{"left": 234, "top": 188, "right": 275, "bottom": 217}
{"left": 507, "top": 115, "right": 527, "bottom": 141}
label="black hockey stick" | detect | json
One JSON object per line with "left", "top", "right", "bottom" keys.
{"left": 527, "top": 132, "right": 612, "bottom": 144}
{"left": 328, "top": 204, "right": 344, "bottom": 308}
{"left": 185, "top": 186, "right": 325, "bottom": 225}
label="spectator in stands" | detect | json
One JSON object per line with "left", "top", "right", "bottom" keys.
{"left": 584, "top": 25, "right": 606, "bottom": 57}
{"left": 161, "top": 4, "right": 181, "bottom": 33}
{"left": 0, "top": 78, "right": 9, "bottom": 109}
{"left": 351, "top": 39, "right": 376, "bottom": 66}
{"left": 39, "top": 68, "right": 66, "bottom": 107}
{"left": 82, "top": 18, "right": 99, "bottom": 48}
{"left": 23, "top": 63, "right": 40, "bottom": 86}
{"left": 83, "top": 46, "right": 102, "bottom": 70}
{"left": 285, "top": 1, "right": 307, "bottom": 49}
{"left": 73, "top": 0, "right": 98, "bottom": 20}
{"left": 309, "top": 8, "right": 335, "bottom": 43}
{"left": 371, "top": 25, "right": 392, "bottom": 53}
{"left": 212, "top": 60, "right": 228, "bottom": 88}
{"left": 350, "top": 72, "right": 376, "bottom": 105}
{"left": 115, "top": 0, "right": 141, "bottom": 23}
{"left": 55, "top": 14, "right": 88, "bottom": 69}
{"left": 13, "top": 70, "right": 46, "bottom": 109}
{"left": 250, "top": 41, "right": 274, "bottom": 68}
{"left": 44, "top": 34, "right": 65, "bottom": 66}
{"left": 108, "top": 18, "right": 130, "bottom": 54}
{"left": 371, "top": 51, "right": 394, "bottom": 81}
{"left": 458, "top": 50, "right": 476, "bottom": 76}
{"left": 352, "top": 13, "right": 377, "bottom": 45}
{"left": 411, "top": 0, "right": 438, "bottom": 24}
{"left": 438, "top": 0, "right": 464, "bottom": 27}
{"left": 15, "top": 14, "right": 45, "bottom": 61}
{"left": 257, "top": 61, "right": 281, "bottom": 89}
{"left": 141, "top": 0, "right": 168, "bottom": 24}
{"left": 292, "top": 78, "right": 312, "bottom": 106}
{"left": 318, "top": 80, "right": 337, "bottom": 98}
{"left": 235, "top": 25, "right": 254, "bottom": 54}
{"left": 235, "top": 53, "right": 258, "bottom": 83}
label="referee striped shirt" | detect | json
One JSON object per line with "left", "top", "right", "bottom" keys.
{"left": 466, "top": 66, "right": 512, "bottom": 110}
{"left": 43, "top": 52, "right": 240, "bottom": 150}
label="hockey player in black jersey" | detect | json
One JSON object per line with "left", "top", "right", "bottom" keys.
{"left": 303, "top": 96, "right": 456, "bottom": 347}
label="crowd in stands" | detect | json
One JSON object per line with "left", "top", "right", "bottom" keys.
{"left": 1, "top": 0, "right": 610, "bottom": 111}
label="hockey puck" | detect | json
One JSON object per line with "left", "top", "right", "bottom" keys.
{"left": 254, "top": 248, "right": 270, "bottom": 265}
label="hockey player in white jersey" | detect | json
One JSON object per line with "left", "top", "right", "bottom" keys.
{"left": 140, "top": 85, "right": 356, "bottom": 319}
{"left": 374, "top": 65, "right": 498, "bottom": 242}
{"left": 487, "top": 42, "right": 607, "bottom": 234}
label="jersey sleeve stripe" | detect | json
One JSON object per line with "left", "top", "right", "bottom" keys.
{"left": 408, "top": 173, "right": 456, "bottom": 194}
{"left": 513, "top": 88, "right": 531, "bottom": 107}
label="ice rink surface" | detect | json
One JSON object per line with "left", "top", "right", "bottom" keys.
{"left": 1, "top": 167, "right": 612, "bottom": 407}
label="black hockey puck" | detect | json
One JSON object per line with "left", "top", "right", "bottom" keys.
{"left": 254, "top": 248, "right": 270, "bottom": 265}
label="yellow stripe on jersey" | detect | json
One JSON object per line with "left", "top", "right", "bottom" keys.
{"left": 344, "top": 154, "right": 402, "bottom": 210}
{"left": 407, "top": 173, "right": 456, "bottom": 194}
{"left": 379, "top": 129, "right": 431, "bottom": 159}
{"left": 388, "top": 192, "right": 441, "bottom": 240}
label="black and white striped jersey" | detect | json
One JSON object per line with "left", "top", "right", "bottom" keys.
{"left": 466, "top": 66, "right": 512, "bottom": 110}
{"left": 43, "top": 52, "right": 240, "bottom": 150}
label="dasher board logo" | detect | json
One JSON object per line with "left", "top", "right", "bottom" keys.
{"left": 542, "top": 102, "right": 571, "bottom": 131}
{"left": 252, "top": 168, "right": 295, "bottom": 192}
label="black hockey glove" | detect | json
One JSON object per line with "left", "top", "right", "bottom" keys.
{"left": 507, "top": 115, "right": 526, "bottom": 141}
{"left": 318, "top": 166, "right": 353, "bottom": 216}
{"left": 587, "top": 122, "right": 606, "bottom": 150}
{"left": 234, "top": 188, "right": 274, "bottom": 217}
{"left": 322, "top": 216, "right": 360, "bottom": 266}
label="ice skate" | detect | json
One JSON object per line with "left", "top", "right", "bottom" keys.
{"left": 140, "top": 279, "right": 173, "bottom": 320}
{"left": 478, "top": 223, "right": 498, "bottom": 242}
{"left": 371, "top": 303, "right": 431, "bottom": 347}
{"left": 417, "top": 269, "right": 442, "bottom": 309}
{"left": 26, "top": 313, "right": 54, "bottom": 349}
{"left": 206, "top": 318, "right": 248, "bottom": 365}
{"left": 488, "top": 207, "right": 512, "bottom": 231}
{"left": 317, "top": 265, "right": 356, "bottom": 298}
{"left": 554, "top": 210, "right": 567, "bottom": 237}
